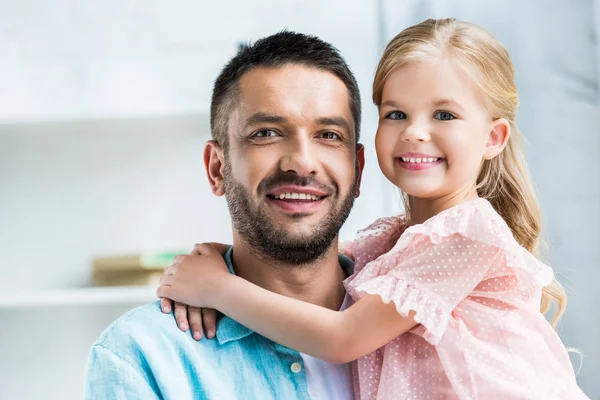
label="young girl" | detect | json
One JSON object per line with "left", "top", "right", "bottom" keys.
{"left": 158, "top": 19, "right": 588, "bottom": 399}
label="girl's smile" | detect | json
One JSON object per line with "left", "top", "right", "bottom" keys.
{"left": 396, "top": 152, "right": 446, "bottom": 171}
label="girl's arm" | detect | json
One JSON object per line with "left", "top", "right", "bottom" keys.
{"left": 213, "top": 275, "right": 418, "bottom": 364}
{"left": 157, "top": 244, "right": 417, "bottom": 364}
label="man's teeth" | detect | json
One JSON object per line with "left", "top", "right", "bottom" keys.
{"left": 274, "top": 193, "right": 322, "bottom": 201}
{"left": 400, "top": 157, "right": 441, "bottom": 163}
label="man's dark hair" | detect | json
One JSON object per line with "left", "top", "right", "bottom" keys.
{"left": 210, "top": 31, "right": 361, "bottom": 150}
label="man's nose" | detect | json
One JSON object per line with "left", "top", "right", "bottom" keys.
{"left": 279, "top": 136, "right": 318, "bottom": 177}
{"left": 401, "top": 120, "right": 431, "bottom": 143}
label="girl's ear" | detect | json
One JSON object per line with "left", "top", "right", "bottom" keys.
{"left": 484, "top": 118, "right": 511, "bottom": 160}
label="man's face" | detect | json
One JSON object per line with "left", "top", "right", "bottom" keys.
{"left": 220, "top": 64, "right": 363, "bottom": 264}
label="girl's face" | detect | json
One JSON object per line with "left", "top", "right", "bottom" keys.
{"left": 375, "top": 58, "right": 508, "bottom": 201}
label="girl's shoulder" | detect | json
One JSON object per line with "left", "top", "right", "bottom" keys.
{"left": 350, "top": 199, "right": 502, "bottom": 265}
{"left": 400, "top": 197, "right": 525, "bottom": 260}
{"left": 399, "top": 198, "right": 554, "bottom": 288}
{"left": 355, "top": 198, "right": 511, "bottom": 249}
{"left": 415, "top": 197, "right": 513, "bottom": 246}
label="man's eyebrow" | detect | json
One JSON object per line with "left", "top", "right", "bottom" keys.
{"left": 244, "top": 112, "right": 287, "bottom": 129}
{"left": 316, "top": 117, "right": 351, "bottom": 131}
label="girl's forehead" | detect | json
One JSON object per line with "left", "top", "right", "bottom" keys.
{"left": 380, "top": 59, "right": 487, "bottom": 110}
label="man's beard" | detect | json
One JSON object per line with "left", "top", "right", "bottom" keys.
{"left": 222, "top": 160, "right": 358, "bottom": 265}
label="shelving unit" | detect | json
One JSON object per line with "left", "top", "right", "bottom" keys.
{"left": 0, "top": 111, "right": 221, "bottom": 399}
{"left": 0, "top": 286, "right": 157, "bottom": 309}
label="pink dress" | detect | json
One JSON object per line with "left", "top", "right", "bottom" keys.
{"left": 344, "top": 198, "right": 588, "bottom": 399}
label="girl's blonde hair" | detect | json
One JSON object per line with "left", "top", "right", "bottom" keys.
{"left": 373, "top": 18, "right": 566, "bottom": 325}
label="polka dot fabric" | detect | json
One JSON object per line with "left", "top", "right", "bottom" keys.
{"left": 344, "top": 198, "right": 588, "bottom": 399}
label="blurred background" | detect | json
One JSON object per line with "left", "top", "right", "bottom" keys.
{"left": 0, "top": 1, "right": 598, "bottom": 399}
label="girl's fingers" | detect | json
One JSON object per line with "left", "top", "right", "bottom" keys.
{"left": 174, "top": 302, "right": 189, "bottom": 332}
{"left": 202, "top": 308, "right": 218, "bottom": 339}
{"left": 159, "top": 273, "right": 174, "bottom": 286}
{"left": 205, "top": 242, "right": 231, "bottom": 256}
{"left": 188, "top": 306, "right": 204, "bottom": 341}
{"left": 156, "top": 285, "right": 172, "bottom": 300}
{"left": 164, "top": 264, "right": 176, "bottom": 276}
{"left": 190, "top": 243, "right": 203, "bottom": 255}
{"left": 160, "top": 297, "right": 173, "bottom": 313}
{"left": 195, "top": 243, "right": 218, "bottom": 256}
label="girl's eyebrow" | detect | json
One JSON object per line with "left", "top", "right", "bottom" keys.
{"left": 431, "top": 98, "right": 465, "bottom": 112}
{"left": 380, "top": 98, "right": 465, "bottom": 113}
{"left": 380, "top": 100, "right": 401, "bottom": 108}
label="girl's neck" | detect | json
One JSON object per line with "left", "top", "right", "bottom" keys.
{"left": 408, "top": 188, "right": 479, "bottom": 225}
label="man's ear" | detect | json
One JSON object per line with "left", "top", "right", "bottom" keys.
{"left": 354, "top": 144, "right": 365, "bottom": 198}
{"left": 484, "top": 118, "right": 511, "bottom": 160}
{"left": 204, "top": 140, "right": 226, "bottom": 196}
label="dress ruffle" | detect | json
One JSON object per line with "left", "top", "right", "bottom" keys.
{"left": 346, "top": 273, "right": 450, "bottom": 345}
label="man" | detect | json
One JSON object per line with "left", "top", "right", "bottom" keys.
{"left": 85, "top": 31, "right": 364, "bottom": 399}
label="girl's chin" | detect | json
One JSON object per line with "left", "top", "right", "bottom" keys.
{"left": 398, "top": 185, "right": 442, "bottom": 199}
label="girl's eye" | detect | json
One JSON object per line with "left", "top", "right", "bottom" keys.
{"left": 385, "top": 111, "right": 407, "bottom": 120}
{"left": 320, "top": 131, "right": 340, "bottom": 140}
{"left": 254, "top": 129, "right": 279, "bottom": 138}
{"left": 434, "top": 111, "right": 456, "bottom": 121}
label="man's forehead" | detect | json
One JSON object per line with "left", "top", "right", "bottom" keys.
{"left": 236, "top": 64, "right": 353, "bottom": 123}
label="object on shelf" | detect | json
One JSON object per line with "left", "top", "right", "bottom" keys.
{"left": 92, "top": 251, "right": 184, "bottom": 287}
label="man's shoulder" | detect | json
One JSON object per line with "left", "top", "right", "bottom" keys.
{"left": 86, "top": 302, "right": 227, "bottom": 398}
{"left": 94, "top": 300, "right": 164, "bottom": 347}
{"left": 91, "top": 300, "right": 216, "bottom": 360}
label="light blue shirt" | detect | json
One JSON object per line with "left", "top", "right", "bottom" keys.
{"left": 84, "top": 249, "right": 354, "bottom": 400}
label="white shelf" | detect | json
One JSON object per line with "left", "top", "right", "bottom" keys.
{"left": 0, "top": 286, "right": 157, "bottom": 309}
{"left": 0, "top": 111, "right": 211, "bottom": 136}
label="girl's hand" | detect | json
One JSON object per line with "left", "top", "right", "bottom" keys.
{"left": 160, "top": 243, "right": 230, "bottom": 340}
{"left": 157, "top": 243, "right": 230, "bottom": 321}
{"left": 160, "top": 301, "right": 218, "bottom": 341}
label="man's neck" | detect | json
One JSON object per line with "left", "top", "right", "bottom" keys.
{"left": 230, "top": 235, "right": 347, "bottom": 311}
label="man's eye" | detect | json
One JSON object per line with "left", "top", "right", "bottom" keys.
{"left": 320, "top": 131, "right": 340, "bottom": 140}
{"left": 254, "top": 129, "right": 279, "bottom": 138}
{"left": 434, "top": 111, "right": 456, "bottom": 121}
{"left": 385, "top": 111, "right": 407, "bottom": 120}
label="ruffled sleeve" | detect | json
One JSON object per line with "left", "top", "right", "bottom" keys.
{"left": 349, "top": 215, "right": 408, "bottom": 275}
{"left": 343, "top": 199, "right": 554, "bottom": 345}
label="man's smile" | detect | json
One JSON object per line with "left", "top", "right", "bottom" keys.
{"left": 266, "top": 185, "right": 330, "bottom": 214}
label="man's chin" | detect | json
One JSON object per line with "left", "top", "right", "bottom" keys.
{"left": 269, "top": 217, "right": 329, "bottom": 237}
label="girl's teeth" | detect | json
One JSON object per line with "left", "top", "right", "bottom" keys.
{"left": 401, "top": 157, "right": 440, "bottom": 163}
